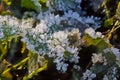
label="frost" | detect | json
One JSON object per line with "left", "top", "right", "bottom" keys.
{"left": 56, "top": 61, "right": 68, "bottom": 73}
{"left": 103, "top": 75, "right": 109, "bottom": 80}
{"left": 0, "top": 31, "right": 4, "bottom": 39}
{"left": 103, "top": 67, "right": 118, "bottom": 80}
{"left": 0, "top": 0, "right": 103, "bottom": 74}
{"left": 38, "top": 0, "right": 101, "bottom": 33}
{"left": 53, "top": 31, "right": 68, "bottom": 43}
{"left": 82, "top": 16, "right": 101, "bottom": 30}
{"left": 46, "top": 0, "right": 81, "bottom": 11}
{"left": 91, "top": 53, "right": 107, "bottom": 65}
{"left": 104, "top": 47, "right": 120, "bottom": 61}
{"left": 111, "top": 47, "right": 120, "bottom": 60}
{"left": 73, "top": 65, "right": 80, "bottom": 70}
{"left": 85, "top": 27, "right": 102, "bottom": 39}
{"left": 82, "top": 69, "right": 96, "bottom": 80}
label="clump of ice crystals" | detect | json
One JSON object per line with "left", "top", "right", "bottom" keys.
{"left": 91, "top": 53, "right": 107, "bottom": 65}
{"left": 82, "top": 69, "right": 96, "bottom": 80}
{"left": 0, "top": 15, "right": 81, "bottom": 72}
{"left": 46, "top": 0, "right": 81, "bottom": 11}
{"left": 85, "top": 27, "right": 102, "bottom": 39}
{"left": 45, "top": 0, "right": 101, "bottom": 31}
{"left": 0, "top": 0, "right": 103, "bottom": 73}
{"left": 103, "top": 67, "right": 118, "bottom": 80}
{"left": 22, "top": 26, "right": 81, "bottom": 72}
{"left": 0, "top": 16, "right": 20, "bottom": 39}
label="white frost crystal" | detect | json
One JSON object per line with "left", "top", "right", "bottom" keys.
{"left": 82, "top": 69, "right": 96, "bottom": 80}
{"left": 111, "top": 47, "right": 120, "bottom": 60}
{"left": 0, "top": 0, "right": 103, "bottom": 73}
{"left": 85, "top": 27, "right": 102, "bottom": 39}
{"left": 103, "top": 67, "right": 118, "bottom": 80}
{"left": 92, "top": 53, "right": 107, "bottom": 65}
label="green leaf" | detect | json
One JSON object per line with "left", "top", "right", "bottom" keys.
{"left": 82, "top": 34, "right": 112, "bottom": 52}
{"left": 116, "top": 2, "right": 120, "bottom": 19}
{"left": 39, "top": 0, "right": 46, "bottom": 3}
{"left": 103, "top": 18, "right": 113, "bottom": 28}
{"left": 104, "top": 52, "right": 116, "bottom": 63}
{"left": 23, "top": 60, "right": 48, "bottom": 80}
{"left": 0, "top": 41, "right": 8, "bottom": 62}
{"left": 21, "top": 0, "right": 41, "bottom": 12}
{"left": 90, "top": 63, "right": 106, "bottom": 74}
{"left": 1, "top": 57, "right": 29, "bottom": 79}
{"left": 72, "top": 70, "right": 81, "bottom": 80}
{"left": 116, "top": 60, "right": 120, "bottom": 67}
{"left": 64, "top": 51, "right": 73, "bottom": 60}
{"left": 3, "top": 0, "right": 12, "bottom": 6}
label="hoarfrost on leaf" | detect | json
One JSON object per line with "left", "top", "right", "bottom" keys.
{"left": 111, "top": 47, "right": 120, "bottom": 60}
{"left": 103, "top": 67, "right": 118, "bottom": 80}
{"left": 85, "top": 27, "right": 102, "bottom": 39}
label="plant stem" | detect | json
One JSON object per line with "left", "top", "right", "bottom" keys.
{"left": 106, "top": 20, "right": 120, "bottom": 40}
{"left": 1, "top": 57, "right": 29, "bottom": 76}
{"left": 23, "top": 60, "right": 48, "bottom": 80}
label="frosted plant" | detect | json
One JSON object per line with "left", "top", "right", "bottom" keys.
{"left": 104, "top": 47, "right": 120, "bottom": 60}
{"left": 47, "top": 29, "right": 81, "bottom": 72}
{"left": 20, "top": 13, "right": 82, "bottom": 72}
{"left": 37, "top": 12, "right": 62, "bottom": 27}
{"left": 31, "top": 0, "right": 41, "bottom": 12}
{"left": 85, "top": 27, "right": 102, "bottom": 39}
{"left": 0, "top": 15, "right": 37, "bottom": 40}
{"left": 46, "top": 0, "right": 81, "bottom": 11}
{"left": 90, "top": 0, "right": 103, "bottom": 12}
{"left": 0, "top": 14, "right": 83, "bottom": 72}
{"left": 37, "top": 10, "right": 101, "bottom": 36}
{"left": 103, "top": 67, "right": 118, "bottom": 80}
{"left": 20, "top": 18, "right": 35, "bottom": 30}
{"left": 21, "top": 20, "right": 49, "bottom": 54}
{"left": 0, "top": 16, "right": 20, "bottom": 39}
{"left": 23, "top": 11, "right": 37, "bottom": 18}
{"left": 63, "top": 10, "right": 81, "bottom": 21}
{"left": 0, "top": 0, "right": 103, "bottom": 75}
{"left": 45, "top": 0, "right": 101, "bottom": 31}
{"left": 0, "top": 15, "right": 20, "bottom": 27}
{"left": 104, "top": 47, "right": 120, "bottom": 67}
{"left": 35, "top": 20, "right": 48, "bottom": 34}
{"left": 91, "top": 53, "right": 107, "bottom": 65}
{"left": 52, "top": 30, "right": 68, "bottom": 43}
{"left": 55, "top": 61, "right": 68, "bottom": 73}
{"left": 0, "top": 31, "right": 4, "bottom": 39}
{"left": 37, "top": 1, "right": 102, "bottom": 34}
{"left": 82, "top": 69, "right": 96, "bottom": 80}
{"left": 73, "top": 65, "right": 80, "bottom": 70}
{"left": 75, "top": 0, "right": 81, "bottom": 3}
{"left": 61, "top": 10, "right": 101, "bottom": 31}
{"left": 111, "top": 47, "right": 120, "bottom": 61}
{"left": 103, "top": 75, "right": 109, "bottom": 80}
{"left": 81, "top": 16, "right": 101, "bottom": 30}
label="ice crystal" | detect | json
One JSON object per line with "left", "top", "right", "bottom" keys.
{"left": 0, "top": 16, "right": 20, "bottom": 38}
{"left": 82, "top": 69, "right": 96, "bottom": 80}
{"left": 47, "top": 29, "right": 81, "bottom": 72}
{"left": 0, "top": 0, "right": 103, "bottom": 73}
{"left": 85, "top": 27, "right": 102, "bottom": 39}
{"left": 46, "top": 0, "right": 81, "bottom": 11}
{"left": 104, "top": 47, "right": 120, "bottom": 61}
{"left": 111, "top": 47, "right": 120, "bottom": 60}
{"left": 103, "top": 67, "right": 118, "bottom": 80}
{"left": 82, "top": 16, "right": 101, "bottom": 30}
{"left": 36, "top": 6, "right": 101, "bottom": 35}
{"left": 91, "top": 53, "right": 107, "bottom": 65}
